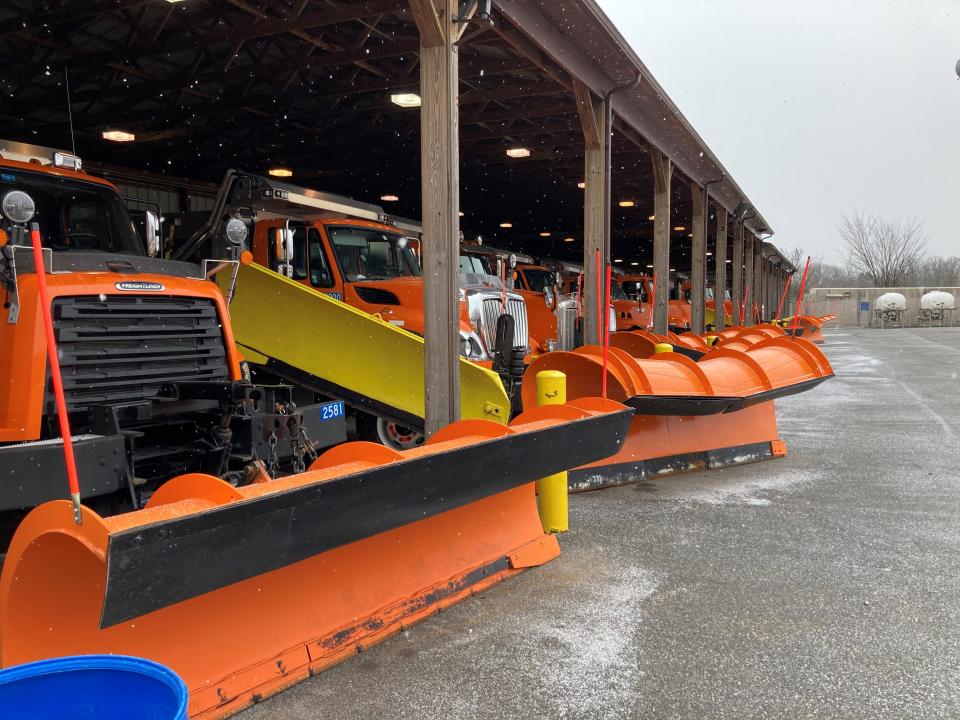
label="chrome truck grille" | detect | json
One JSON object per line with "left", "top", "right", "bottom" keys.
{"left": 555, "top": 297, "right": 580, "bottom": 351}
{"left": 48, "top": 295, "right": 230, "bottom": 414}
{"left": 480, "top": 297, "right": 528, "bottom": 350}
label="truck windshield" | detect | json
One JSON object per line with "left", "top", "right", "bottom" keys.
{"left": 610, "top": 282, "right": 629, "bottom": 301}
{"left": 0, "top": 168, "right": 144, "bottom": 255}
{"left": 521, "top": 269, "right": 555, "bottom": 293}
{"left": 622, "top": 280, "right": 649, "bottom": 302}
{"left": 327, "top": 226, "right": 421, "bottom": 281}
{"left": 460, "top": 254, "right": 494, "bottom": 275}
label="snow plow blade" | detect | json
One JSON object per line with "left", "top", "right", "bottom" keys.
{"left": 0, "top": 402, "right": 632, "bottom": 718}
{"left": 225, "top": 262, "right": 510, "bottom": 428}
{"left": 522, "top": 333, "right": 832, "bottom": 491}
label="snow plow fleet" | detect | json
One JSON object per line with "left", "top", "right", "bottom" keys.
{"left": 0, "top": 142, "right": 833, "bottom": 718}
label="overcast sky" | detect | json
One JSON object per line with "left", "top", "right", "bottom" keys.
{"left": 597, "top": 0, "right": 960, "bottom": 263}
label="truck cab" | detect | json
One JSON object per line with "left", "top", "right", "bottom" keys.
{"left": 0, "top": 142, "right": 343, "bottom": 536}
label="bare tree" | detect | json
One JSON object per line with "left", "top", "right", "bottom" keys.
{"left": 839, "top": 211, "right": 927, "bottom": 287}
{"left": 915, "top": 255, "right": 960, "bottom": 287}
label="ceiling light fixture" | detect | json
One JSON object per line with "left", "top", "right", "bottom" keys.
{"left": 618, "top": 200, "right": 635, "bottom": 208}
{"left": 673, "top": 225, "right": 686, "bottom": 231}
{"left": 390, "top": 93, "right": 421, "bottom": 108}
{"left": 506, "top": 147, "right": 531, "bottom": 158}
{"left": 539, "top": 231, "right": 551, "bottom": 237}
{"left": 380, "top": 194, "right": 399, "bottom": 202}
{"left": 648, "top": 215, "right": 655, "bottom": 221}
{"left": 630, "top": 261, "right": 639, "bottom": 266}
{"left": 577, "top": 181, "right": 586, "bottom": 189}
{"left": 102, "top": 130, "right": 135, "bottom": 142}
{"left": 268, "top": 167, "right": 293, "bottom": 177}
{"left": 563, "top": 237, "right": 575, "bottom": 243}
{"left": 499, "top": 222, "right": 513, "bottom": 228}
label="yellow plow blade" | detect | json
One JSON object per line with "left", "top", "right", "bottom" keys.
{"left": 223, "top": 262, "right": 509, "bottom": 426}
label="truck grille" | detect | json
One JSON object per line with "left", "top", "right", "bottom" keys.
{"left": 556, "top": 298, "right": 580, "bottom": 351}
{"left": 49, "top": 295, "right": 230, "bottom": 414}
{"left": 480, "top": 297, "right": 528, "bottom": 350}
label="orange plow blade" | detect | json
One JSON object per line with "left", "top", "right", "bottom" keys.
{"left": 522, "top": 333, "right": 833, "bottom": 491}
{"left": 0, "top": 402, "right": 632, "bottom": 718}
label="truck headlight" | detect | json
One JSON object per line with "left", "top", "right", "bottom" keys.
{"left": 459, "top": 331, "right": 485, "bottom": 360}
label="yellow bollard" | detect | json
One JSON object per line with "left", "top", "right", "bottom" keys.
{"left": 654, "top": 342, "right": 673, "bottom": 354}
{"left": 535, "top": 370, "right": 568, "bottom": 533}
{"left": 705, "top": 335, "right": 718, "bottom": 347}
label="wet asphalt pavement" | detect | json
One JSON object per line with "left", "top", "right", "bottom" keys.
{"left": 239, "top": 326, "right": 960, "bottom": 720}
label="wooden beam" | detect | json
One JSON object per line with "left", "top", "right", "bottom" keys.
{"left": 408, "top": 0, "right": 445, "bottom": 48}
{"left": 714, "top": 205, "right": 728, "bottom": 331}
{"left": 573, "top": 79, "right": 601, "bottom": 151}
{"left": 579, "top": 83, "right": 605, "bottom": 344}
{"left": 743, "top": 233, "right": 754, "bottom": 326}
{"left": 650, "top": 148, "right": 672, "bottom": 334}
{"left": 751, "top": 238, "right": 767, "bottom": 322}
{"left": 416, "top": 0, "right": 460, "bottom": 434}
{"left": 690, "top": 184, "right": 707, "bottom": 334}
{"left": 731, "top": 221, "right": 743, "bottom": 326}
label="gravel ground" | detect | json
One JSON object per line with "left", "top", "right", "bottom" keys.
{"left": 238, "top": 326, "right": 960, "bottom": 720}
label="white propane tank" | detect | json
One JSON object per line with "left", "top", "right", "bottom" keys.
{"left": 875, "top": 293, "right": 906, "bottom": 311}
{"left": 921, "top": 291, "right": 955, "bottom": 311}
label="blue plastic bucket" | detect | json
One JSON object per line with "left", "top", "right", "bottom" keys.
{"left": 0, "top": 654, "right": 188, "bottom": 719}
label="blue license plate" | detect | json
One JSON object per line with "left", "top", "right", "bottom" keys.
{"left": 319, "top": 400, "right": 345, "bottom": 421}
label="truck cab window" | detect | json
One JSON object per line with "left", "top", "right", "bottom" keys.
{"left": 0, "top": 168, "right": 143, "bottom": 255}
{"left": 291, "top": 227, "right": 307, "bottom": 280}
{"left": 308, "top": 229, "right": 333, "bottom": 288}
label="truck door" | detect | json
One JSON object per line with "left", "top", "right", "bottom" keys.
{"left": 307, "top": 227, "right": 343, "bottom": 302}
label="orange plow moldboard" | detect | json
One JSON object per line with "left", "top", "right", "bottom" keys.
{"left": 522, "top": 333, "right": 832, "bottom": 491}
{"left": 0, "top": 402, "right": 632, "bottom": 719}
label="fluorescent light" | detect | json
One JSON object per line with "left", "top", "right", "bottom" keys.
{"left": 706, "top": 252, "right": 713, "bottom": 256}
{"left": 268, "top": 167, "right": 293, "bottom": 177}
{"left": 380, "top": 194, "right": 399, "bottom": 202}
{"left": 673, "top": 226, "right": 686, "bottom": 231}
{"left": 577, "top": 181, "right": 586, "bottom": 189}
{"left": 726, "top": 259, "right": 732, "bottom": 263}
{"left": 563, "top": 237, "right": 575, "bottom": 243}
{"left": 648, "top": 215, "right": 655, "bottom": 221}
{"left": 390, "top": 93, "right": 421, "bottom": 108}
{"left": 506, "top": 147, "right": 531, "bottom": 158}
{"left": 614, "top": 258, "right": 623, "bottom": 263}
{"left": 499, "top": 222, "right": 513, "bottom": 228}
{"left": 631, "top": 261, "right": 639, "bottom": 266}
{"left": 458, "top": 211, "right": 464, "bottom": 217}
{"left": 646, "top": 264, "right": 653, "bottom": 268}
{"left": 102, "top": 130, "right": 135, "bottom": 142}
{"left": 670, "top": 268, "right": 676, "bottom": 272}
{"left": 539, "top": 232, "right": 551, "bottom": 237}
{"left": 618, "top": 200, "right": 635, "bottom": 208}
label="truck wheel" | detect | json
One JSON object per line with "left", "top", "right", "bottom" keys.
{"left": 357, "top": 412, "right": 425, "bottom": 450}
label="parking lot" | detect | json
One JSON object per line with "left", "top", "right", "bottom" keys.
{"left": 241, "top": 327, "right": 960, "bottom": 719}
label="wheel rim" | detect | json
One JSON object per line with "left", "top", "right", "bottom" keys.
{"left": 376, "top": 418, "right": 425, "bottom": 450}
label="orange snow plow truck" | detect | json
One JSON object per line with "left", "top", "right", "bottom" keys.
{"left": 0, "top": 142, "right": 634, "bottom": 717}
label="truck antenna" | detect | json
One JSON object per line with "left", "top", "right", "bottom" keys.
{"left": 64, "top": 66, "right": 76, "bottom": 155}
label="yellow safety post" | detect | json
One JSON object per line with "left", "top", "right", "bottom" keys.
{"left": 535, "top": 371, "right": 568, "bottom": 533}
{"left": 654, "top": 342, "right": 673, "bottom": 354}
{"left": 705, "top": 335, "right": 718, "bottom": 347}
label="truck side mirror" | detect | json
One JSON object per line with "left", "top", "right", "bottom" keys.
{"left": 144, "top": 209, "right": 161, "bottom": 257}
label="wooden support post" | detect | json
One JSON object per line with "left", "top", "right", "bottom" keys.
{"left": 754, "top": 240, "right": 763, "bottom": 322}
{"left": 731, "top": 221, "right": 743, "bottom": 326}
{"left": 713, "top": 205, "right": 728, "bottom": 331}
{"left": 690, "top": 185, "right": 707, "bottom": 335}
{"left": 650, "top": 148, "right": 672, "bottom": 334}
{"left": 414, "top": 0, "right": 459, "bottom": 436}
{"left": 743, "top": 232, "right": 754, "bottom": 326}
{"left": 575, "top": 79, "right": 606, "bottom": 345}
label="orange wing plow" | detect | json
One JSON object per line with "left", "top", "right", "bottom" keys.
{"left": 0, "top": 402, "right": 631, "bottom": 719}
{"left": 522, "top": 331, "right": 833, "bottom": 490}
